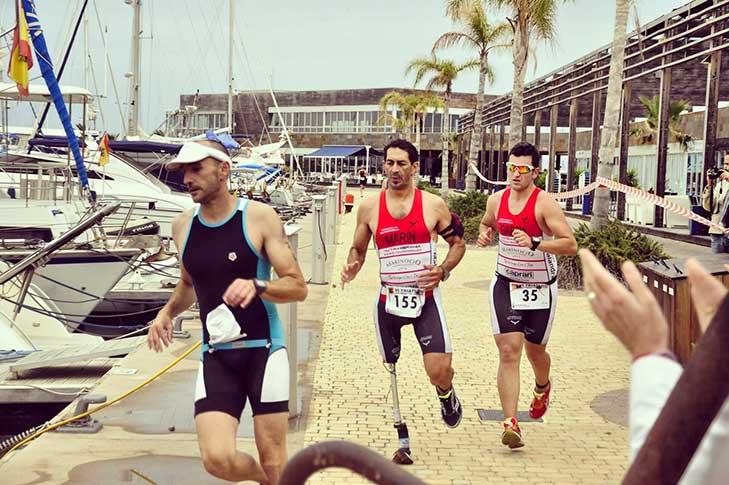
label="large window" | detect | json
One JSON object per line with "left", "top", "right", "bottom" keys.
{"left": 267, "top": 108, "right": 456, "bottom": 134}
{"left": 165, "top": 111, "right": 226, "bottom": 137}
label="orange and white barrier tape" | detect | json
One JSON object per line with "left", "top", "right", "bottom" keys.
{"left": 468, "top": 163, "right": 508, "bottom": 186}
{"left": 469, "top": 162, "right": 722, "bottom": 232}
{"left": 592, "top": 176, "right": 727, "bottom": 233}
{"left": 548, "top": 182, "right": 600, "bottom": 200}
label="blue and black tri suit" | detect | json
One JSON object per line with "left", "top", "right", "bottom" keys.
{"left": 181, "top": 198, "right": 289, "bottom": 418}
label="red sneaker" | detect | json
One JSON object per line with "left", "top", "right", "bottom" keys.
{"left": 501, "top": 417, "right": 524, "bottom": 449}
{"left": 530, "top": 381, "right": 551, "bottom": 419}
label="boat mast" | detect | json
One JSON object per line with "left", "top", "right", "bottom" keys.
{"left": 127, "top": 0, "right": 141, "bottom": 136}
{"left": 227, "top": 0, "right": 234, "bottom": 132}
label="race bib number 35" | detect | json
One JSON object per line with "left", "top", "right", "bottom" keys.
{"left": 385, "top": 286, "right": 425, "bottom": 318}
{"left": 509, "top": 283, "right": 550, "bottom": 310}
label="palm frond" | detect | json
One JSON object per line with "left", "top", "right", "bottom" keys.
{"left": 530, "top": 0, "right": 560, "bottom": 40}
{"left": 672, "top": 130, "right": 693, "bottom": 152}
{"left": 405, "top": 56, "right": 438, "bottom": 88}
{"left": 669, "top": 99, "right": 690, "bottom": 122}
{"left": 425, "top": 76, "right": 448, "bottom": 92}
{"left": 482, "top": 61, "right": 497, "bottom": 85}
{"left": 446, "top": 0, "right": 479, "bottom": 22}
{"left": 407, "top": 54, "right": 475, "bottom": 97}
{"left": 378, "top": 91, "right": 405, "bottom": 112}
{"left": 466, "top": 2, "right": 489, "bottom": 42}
{"left": 459, "top": 58, "right": 481, "bottom": 72}
{"left": 376, "top": 113, "right": 397, "bottom": 127}
{"left": 432, "top": 32, "right": 477, "bottom": 54}
{"left": 485, "top": 22, "right": 513, "bottom": 49}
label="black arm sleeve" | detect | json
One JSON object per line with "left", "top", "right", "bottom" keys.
{"left": 438, "top": 212, "right": 464, "bottom": 239}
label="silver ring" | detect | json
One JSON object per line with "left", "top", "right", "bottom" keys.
{"left": 586, "top": 291, "right": 597, "bottom": 301}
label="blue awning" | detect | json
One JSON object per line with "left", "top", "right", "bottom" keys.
{"left": 304, "top": 145, "right": 382, "bottom": 158}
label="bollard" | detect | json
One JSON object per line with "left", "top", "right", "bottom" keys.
{"left": 337, "top": 176, "right": 345, "bottom": 215}
{"left": 326, "top": 185, "right": 337, "bottom": 245}
{"left": 310, "top": 195, "right": 327, "bottom": 285}
{"left": 331, "top": 181, "right": 340, "bottom": 215}
{"left": 172, "top": 311, "right": 196, "bottom": 339}
{"left": 281, "top": 224, "right": 301, "bottom": 418}
{"left": 55, "top": 394, "right": 107, "bottom": 433}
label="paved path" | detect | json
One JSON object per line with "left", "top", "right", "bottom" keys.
{"left": 300, "top": 193, "right": 631, "bottom": 484}
{"left": 1, "top": 191, "right": 655, "bottom": 484}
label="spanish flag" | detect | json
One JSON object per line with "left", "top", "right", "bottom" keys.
{"left": 7, "top": 1, "right": 33, "bottom": 96}
{"left": 99, "top": 132, "right": 110, "bottom": 166}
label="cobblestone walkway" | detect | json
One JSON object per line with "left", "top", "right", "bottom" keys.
{"left": 302, "top": 194, "right": 630, "bottom": 484}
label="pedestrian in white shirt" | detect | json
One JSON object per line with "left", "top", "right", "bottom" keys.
{"left": 701, "top": 154, "right": 729, "bottom": 253}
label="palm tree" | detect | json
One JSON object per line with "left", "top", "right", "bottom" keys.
{"left": 377, "top": 91, "right": 418, "bottom": 141}
{"left": 436, "top": 2, "right": 509, "bottom": 192}
{"left": 630, "top": 95, "right": 693, "bottom": 151}
{"left": 450, "top": 1, "right": 567, "bottom": 147}
{"left": 406, "top": 55, "right": 479, "bottom": 199}
{"left": 494, "top": 0, "right": 569, "bottom": 147}
{"left": 378, "top": 92, "right": 444, "bottom": 153}
{"left": 590, "top": 0, "right": 630, "bottom": 230}
{"left": 413, "top": 93, "right": 445, "bottom": 154}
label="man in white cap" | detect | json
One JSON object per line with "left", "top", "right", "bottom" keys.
{"left": 147, "top": 135, "right": 307, "bottom": 484}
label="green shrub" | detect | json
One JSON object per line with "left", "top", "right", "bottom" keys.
{"left": 417, "top": 180, "right": 441, "bottom": 196}
{"left": 448, "top": 190, "right": 488, "bottom": 221}
{"left": 558, "top": 219, "right": 670, "bottom": 289}
{"left": 462, "top": 215, "right": 482, "bottom": 243}
{"left": 626, "top": 169, "right": 640, "bottom": 188}
{"left": 612, "top": 168, "right": 640, "bottom": 188}
{"left": 535, "top": 172, "right": 546, "bottom": 189}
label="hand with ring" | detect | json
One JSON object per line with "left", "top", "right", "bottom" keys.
{"left": 578, "top": 249, "right": 669, "bottom": 359}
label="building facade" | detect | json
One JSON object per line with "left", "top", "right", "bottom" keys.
{"left": 170, "top": 88, "right": 485, "bottom": 178}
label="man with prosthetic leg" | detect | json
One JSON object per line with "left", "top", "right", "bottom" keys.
{"left": 341, "top": 139, "right": 466, "bottom": 464}
{"left": 478, "top": 142, "right": 577, "bottom": 449}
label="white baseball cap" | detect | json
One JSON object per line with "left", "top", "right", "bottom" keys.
{"left": 166, "top": 142, "right": 232, "bottom": 171}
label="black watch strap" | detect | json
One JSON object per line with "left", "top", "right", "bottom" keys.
{"left": 253, "top": 278, "right": 268, "bottom": 295}
{"left": 440, "top": 266, "right": 450, "bottom": 281}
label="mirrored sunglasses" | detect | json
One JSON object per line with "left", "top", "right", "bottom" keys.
{"left": 506, "top": 163, "right": 534, "bottom": 174}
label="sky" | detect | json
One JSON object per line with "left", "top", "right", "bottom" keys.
{"left": 0, "top": 0, "right": 689, "bottom": 135}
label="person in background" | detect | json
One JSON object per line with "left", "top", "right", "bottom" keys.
{"left": 358, "top": 167, "right": 368, "bottom": 197}
{"left": 702, "top": 154, "right": 729, "bottom": 253}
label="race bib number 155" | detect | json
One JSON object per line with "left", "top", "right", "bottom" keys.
{"left": 385, "top": 286, "right": 425, "bottom": 318}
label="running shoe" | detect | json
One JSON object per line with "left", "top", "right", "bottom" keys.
{"left": 529, "top": 381, "right": 551, "bottom": 420}
{"left": 392, "top": 447, "right": 414, "bottom": 465}
{"left": 438, "top": 386, "right": 463, "bottom": 429}
{"left": 501, "top": 417, "right": 524, "bottom": 449}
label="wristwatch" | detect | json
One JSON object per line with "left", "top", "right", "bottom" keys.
{"left": 530, "top": 237, "right": 542, "bottom": 251}
{"left": 439, "top": 266, "right": 451, "bottom": 282}
{"left": 252, "top": 278, "right": 268, "bottom": 295}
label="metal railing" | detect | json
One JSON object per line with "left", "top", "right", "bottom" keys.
{"left": 0, "top": 202, "right": 121, "bottom": 286}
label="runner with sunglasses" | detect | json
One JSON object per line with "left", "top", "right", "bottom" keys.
{"left": 477, "top": 141, "right": 577, "bottom": 449}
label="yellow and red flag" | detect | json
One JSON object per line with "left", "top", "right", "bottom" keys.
{"left": 99, "top": 132, "right": 110, "bottom": 166}
{"left": 7, "top": 1, "right": 34, "bottom": 96}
